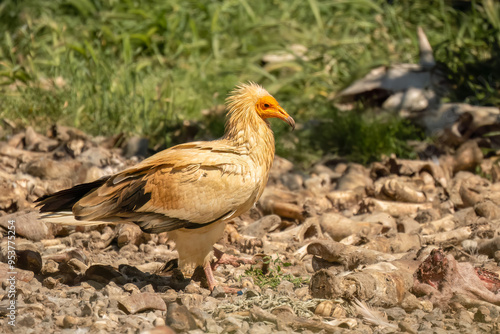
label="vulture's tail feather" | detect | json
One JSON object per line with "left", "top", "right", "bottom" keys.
{"left": 36, "top": 177, "right": 110, "bottom": 213}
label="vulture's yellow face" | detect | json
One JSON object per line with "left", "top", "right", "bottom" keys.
{"left": 255, "top": 96, "right": 295, "bottom": 129}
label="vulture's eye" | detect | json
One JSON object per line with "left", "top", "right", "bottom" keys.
{"left": 264, "top": 103, "right": 270, "bottom": 108}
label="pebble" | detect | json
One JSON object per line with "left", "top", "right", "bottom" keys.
{"left": 420, "top": 300, "right": 433, "bottom": 312}
{"left": 42, "top": 277, "right": 58, "bottom": 289}
{"left": 474, "top": 305, "right": 492, "bottom": 323}
{"left": 80, "top": 302, "right": 93, "bottom": 317}
{"left": 161, "top": 289, "right": 178, "bottom": 304}
{"left": 423, "top": 308, "right": 443, "bottom": 322}
{"left": 184, "top": 281, "right": 203, "bottom": 294}
{"left": 140, "top": 284, "right": 155, "bottom": 293}
{"left": 398, "top": 321, "right": 417, "bottom": 334}
{"left": 154, "top": 317, "right": 166, "bottom": 327}
{"left": 221, "top": 316, "right": 243, "bottom": 332}
{"left": 120, "top": 244, "right": 139, "bottom": 254}
{"left": 456, "top": 309, "right": 473, "bottom": 329}
{"left": 249, "top": 322, "right": 275, "bottom": 334}
{"left": 244, "top": 289, "right": 260, "bottom": 298}
{"left": 276, "top": 280, "right": 294, "bottom": 295}
{"left": 201, "top": 296, "right": 220, "bottom": 312}
{"left": 385, "top": 307, "right": 406, "bottom": 321}
{"left": 102, "top": 282, "right": 121, "bottom": 297}
{"left": 165, "top": 303, "right": 198, "bottom": 332}
{"left": 62, "top": 315, "right": 79, "bottom": 328}
{"left": 411, "top": 309, "right": 426, "bottom": 320}
{"left": 211, "top": 286, "right": 226, "bottom": 298}
{"left": 178, "top": 293, "right": 203, "bottom": 309}
{"left": 281, "top": 173, "right": 304, "bottom": 191}
{"left": 417, "top": 321, "right": 432, "bottom": 331}
{"left": 401, "top": 293, "right": 423, "bottom": 312}
{"left": 123, "top": 283, "right": 141, "bottom": 294}
{"left": 17, "top": 315, "right": 36, "bottom": 327}
{"left": 141, "top": 326, "right": 176, "bottom": 334}
{"left": 92, "top": 319, "right": 115, "bottom": 331}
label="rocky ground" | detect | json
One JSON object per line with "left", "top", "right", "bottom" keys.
{"left": 1, "top": 122, "right": 500, "bottom": 334}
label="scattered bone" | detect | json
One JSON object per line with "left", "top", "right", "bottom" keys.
{"left": 361, "top": 198, "right": 432, "bottom": 217}
{"left": 48, "top": 124, "right": 88, "bottom": 142}
{"left": 250, "top": 305, "right": 348, "bottom": 333}
{"left": 350, "top": 211, "right": 397, "bottom": 232}
{"left": 310, "top": 267, "right": 414, "bottom": 307}
{"left": 421, "top": 226, "right": 472, "bottom": 245}
{"left": 419, "top": 215, "right": 456, "bottom": 235}
{"left": 22, "top": 159, "right": 88, "bottom": 183}
{"left": 335, "top": 164, "right": 372, "bottom": 191}
{"left": 362, "top": 234, "right": 422, "bottom": 254}
{"left": 225, "top": 224, "right": 263, "bottom": 252}
{"left": 397, "top": 217, "right": 421, "bottom": 234}
{"left": 0, "top": 142, "right": 47, "bottom": 161}
{"left": 0, "top": 262, "right": 34, "bottom": 283}
{"left": 326, "top": 187, "right": 365, "bottom": 210}
{"left": 0, "top": 210, "right": 52, "bottom": 240}
{"left": 269, "top": 156, "right": 294, "bottom": 180}
{"left": 307, "top": 240, "right": 407, "bottom": 270}
{"left": 377, "top": 177, "right": 427, "bottom": 203}
{"left": 259, "top": 188, "right": 305, "bottom": 221}
{"left": 118, "top": 292, "right": 167, "bottom": 314}
{"left": 268, "top": 218, "right": 323, "bottom": 244}
{"left": 116, "top": 224, "right": 143, "bottom": 247}
{"left": 42, "top": 248, "right": 88, "bottom": 264}
{"left": 387, "top": 157, "right": 449, "bottom": 188}
{"left": 475, "top": 200, "right": 500, "bottom": 220}
{"left": 478, "top": 237, "right": 500, "bottom": 258}
{"left": 419, "top": 103, "right": 500, "bottom": 142}
{"left": 24, "top": 126, "right": 59, "bottom": 152}
{"left": 309, "top": 213, "right": 386, "bottom": 242}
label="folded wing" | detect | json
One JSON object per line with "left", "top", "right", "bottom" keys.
{"left": 44, "top": 142, "right": 259, "bottom": 234}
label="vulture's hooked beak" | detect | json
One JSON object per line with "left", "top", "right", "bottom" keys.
{"left": 276, "top": 106, "right": 295, "bottom": 131}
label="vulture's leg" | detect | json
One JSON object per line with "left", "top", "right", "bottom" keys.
{"left": 212, "top": 247, "right": 255, "bottom": 269}
{"left": 203, "top": 262, "right": 218, "bottom": 292}
{"left": 202, "top": 248, "right": 255, "bottom": 293}
{"left": 203, "top": 248, "right": 255, "bottom": 293}
{"left": 203, "top": 262, "right": 243, "bottom": 294}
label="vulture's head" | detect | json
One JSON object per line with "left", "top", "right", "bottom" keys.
{"left": 226, "top": 82, "right": 295, "bottom": 130}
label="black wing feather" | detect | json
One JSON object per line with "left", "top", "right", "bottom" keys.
{"left": 36, "top": 177, "right": 110, "bottom": 212}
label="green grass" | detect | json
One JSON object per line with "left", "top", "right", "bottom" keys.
{"left": 1, "top": 0, "right": 500, "bottom": 164}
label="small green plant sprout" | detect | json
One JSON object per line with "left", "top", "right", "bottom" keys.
{"left": 244, "top": 255, "right": 309, "bottom": 289}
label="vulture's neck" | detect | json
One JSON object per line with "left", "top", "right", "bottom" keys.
{"left": 223, "top": 105, "right": 275, "bottom": 171}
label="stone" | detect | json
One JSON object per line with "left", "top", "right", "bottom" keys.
{"left": 474, "top": 306, "right": 492, "bottom": 323}
{"left": 385, "top": 307, "right": 406, "bottom": 321}
{"left": 165, "top": 303, "right": 198, "bottom": 332}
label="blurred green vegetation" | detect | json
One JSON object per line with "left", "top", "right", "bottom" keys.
{"left": 1, "top": 0, "right": 500, "bottom": 165}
